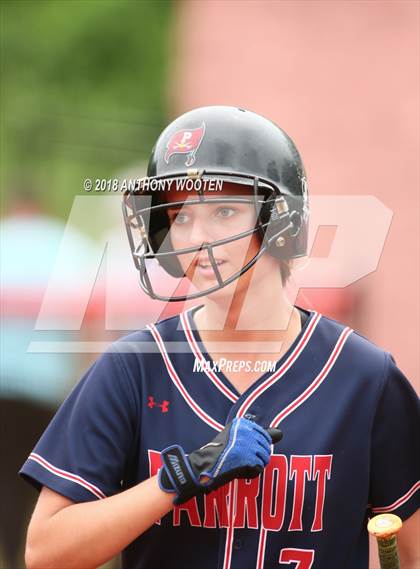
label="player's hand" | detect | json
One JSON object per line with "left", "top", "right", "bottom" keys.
{"left": 158, "top": 418, "right": 282, "bottom": 505}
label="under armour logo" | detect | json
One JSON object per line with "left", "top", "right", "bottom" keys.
{"left": 147, "top": 396, "right": 169, "bottom": 413}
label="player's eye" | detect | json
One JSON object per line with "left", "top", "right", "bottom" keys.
{"left": 174, "top": 213, "right": 189, "bottom": 225}
{"left": 168, "top": 210, "right": 190, "bottom": 225}
{"left": 216, "top": 207, "right": 237, "bottom": 218}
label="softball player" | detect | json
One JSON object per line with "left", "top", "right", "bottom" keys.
{"left": 20, "top": 107, "right": 419, "bottom": 569}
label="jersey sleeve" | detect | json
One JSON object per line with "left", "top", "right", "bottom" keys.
{"left": 368, "top": 353, "right": 419, "bottom": 520}
{"left": 19, "top": 347, "right": 140, "bottom": 502}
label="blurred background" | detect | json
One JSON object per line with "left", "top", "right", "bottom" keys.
{"left": 1, "top": 1, "right": 418, "bottom": 567}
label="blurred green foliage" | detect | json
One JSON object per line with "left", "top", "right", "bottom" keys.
{"left": 1, "top": 0, "right": 173, "bottom": 219}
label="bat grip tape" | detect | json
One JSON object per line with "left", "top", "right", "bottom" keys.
{"left": 377, "top": 536, "right": 400, "bottom": 569}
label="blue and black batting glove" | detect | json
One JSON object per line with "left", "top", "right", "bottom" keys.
{"left": 158, "top": 417, "right": 282, "bottom": 505}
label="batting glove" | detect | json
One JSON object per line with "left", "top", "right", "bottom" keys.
{"left": 158, "top": 417, "right": 282, "bottom": 505}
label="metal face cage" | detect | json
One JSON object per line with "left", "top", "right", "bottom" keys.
{"left": 122, "top": 170, "right": 299, "bottom": 302}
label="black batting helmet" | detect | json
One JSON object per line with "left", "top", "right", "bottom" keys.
{"left": 123, "top": 106, "right": 309, "bottom": 301}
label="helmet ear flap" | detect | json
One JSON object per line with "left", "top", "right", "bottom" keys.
{"left": 258, "top": 196, "right": 305, "bottom": 261}
{"left": 289, "top": 211, "right": 303, "bottom": 237}
{"left": 256, "top": 188, "right": 283, "bottom": 230}
{"left": 258, "top": 198, "right": 272, "bottom": 227}
{"left": 258, "top": 196, "right": 292, "bottom": 240}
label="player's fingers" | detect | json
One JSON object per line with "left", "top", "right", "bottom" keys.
{"left": 254, "top": 435, "right": 275, "bottom": 465}
{"left": 255, "top": 447, "right": 270, "bottom": 466}
{"left": 252, "top": 422, "right": 282, "bottom": 445}
{"left": 266, "top": 428, "right": 283, "bottom": 444}
{"left": 251, "top": 422, "right": 273, "bottom": 445}
{"left": 255, "top": 435, "right": 271, "bottom": 455}
{"left": 246, "top": 459, "right": 266, "bottom": 478}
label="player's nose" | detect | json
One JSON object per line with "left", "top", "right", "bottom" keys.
{"left": 188, "top": 210, "right": 215, "bottom": 248}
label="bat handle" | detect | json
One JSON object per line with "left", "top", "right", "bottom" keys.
{"left": 367, "top": 513, "right": 403, "bottom": 569}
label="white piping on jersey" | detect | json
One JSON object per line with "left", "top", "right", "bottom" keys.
{"left": 180, "top": 308, "right": 238, "bottom": 403}
{"left": 27, "top": 452, "right": 106, "bottom": 500}
{"left": 255, "top": 529, "right": 268, "bottom": 569}
{"left": 236, "top": 312, "right": 321, "bottom": 420}
{"left": 371, "top": 480, "right": 420, "bottom": 513}
{"left": 254, "top": 326, "right": 353, "bottom": 569}
{"left": 147, "top": 323, "right": 224, "bottom": 432}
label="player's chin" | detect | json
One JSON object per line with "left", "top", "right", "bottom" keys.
{"left": 201, "top": 274, "right": 249, "bottom": 301}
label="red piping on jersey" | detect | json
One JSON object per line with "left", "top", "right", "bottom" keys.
{"left": 180, "top": 308, "right": 239, "bottom": 403}
{"left": 371, "top": 480, "right": 420, "bottom": 513}
{"left": 255, "top": 326, "right": 353, "bottom": 569}
{"left": 147, "top": 323, "right": 224, "bottom": 432}
{"left": 28, "top": 452, "right": 106, "bottom": 499}
{"left": 270, "top": 327, "right": 353, "bottom": 426}
{"left": 236, "top": 312, "right": 321, "bottom": 420}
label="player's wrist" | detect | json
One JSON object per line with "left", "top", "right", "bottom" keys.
{"left": 157, "top": 467, "right": 176, "bottom": 495}
{"left": 159, "top": 445, "right": 202, "bottom": 505}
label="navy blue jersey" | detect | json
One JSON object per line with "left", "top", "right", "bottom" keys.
{"left": 20, "top": 306, "right": 419, "bottom": 569}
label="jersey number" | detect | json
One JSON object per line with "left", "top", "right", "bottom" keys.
{"left": 279, "top": 548, "right": 315, "bottom": 569}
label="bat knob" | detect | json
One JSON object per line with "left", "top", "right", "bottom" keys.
{"left": 367, "top": 514, "right": 402, "bottom": 539}
{"left": 267, "top": 428, "right": 283, "bottom": 444}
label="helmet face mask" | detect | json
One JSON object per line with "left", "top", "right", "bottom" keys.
{"left": 122, "top": 106, "right": 309, "bottom": 302}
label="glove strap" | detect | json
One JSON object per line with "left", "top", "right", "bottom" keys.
{"left": 159, "top": 445, "right": 200, "bottom": 505}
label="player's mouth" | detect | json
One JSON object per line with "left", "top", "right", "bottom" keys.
{"left": 193, "top": 258, "right": 227, "bottom": 278}
{"left": 197, "top": 259, "right": 226, "bottom": 268}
